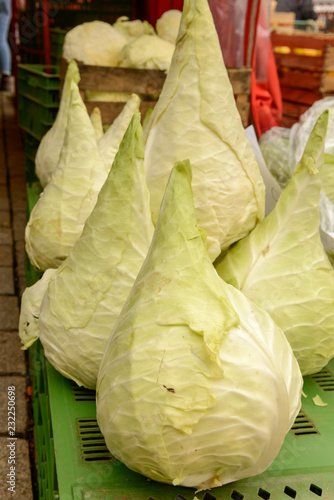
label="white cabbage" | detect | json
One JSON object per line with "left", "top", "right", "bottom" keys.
{"left": 118, "top": 34, "right": 175, "bottom": 71}
{"left": 25, "top": 80, "right": 108, "bottom": 271}
{"left": 156, "top": 9, "right": 182, "bottom": 44}
{"left": 35, "top": 60, "right": 80, "bottom": 187}
{"left": 96, "top": 160, "right": 302, "bottom": 491}
{"left": 143, "top": 0, "right": 265, "bottom": 262}
{"left": 216, "top": 111, "right": 334, "bottom": 376}
{"left": 98, "top": 93, "right": 141, "bottom": 171}
{"left": 63, "top": 21, "right": 128, "bottom": 66}
{"left": 20, "top": 114, "right": 154, "bottom": 389}
{"left": 113, "top": 16, "right": 155, "bottom": 38}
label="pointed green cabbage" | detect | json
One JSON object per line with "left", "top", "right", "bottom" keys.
{"left": 35, "top": 60, "right": 80, "bottom": 187}
{"left": 19, "top": 268, "right": 57, "bottom": 349}
{"left": 22, "top": 114, "right": 154, "bottom": 389}
{"left": 215, "top": 111, "right": 334, "bottom": 376}
{"left": 143, "top": 0, "right": 265, "bottom": 261}
{"left": 96, "top": 160, "right": 302, "bottom": 490}
{"left": 98, "top": 93, "right": 141, "bottom": 171}
{"left": 90, "top": 107, "right": 104, "bottom": 140}
{"left": 25, "top": 80, "right": 108, "bottom": 271}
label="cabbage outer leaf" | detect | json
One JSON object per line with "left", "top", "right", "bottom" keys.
{"left": 98, "top": 93, "right": 141, "bottom": 170}
{"left": 36, "top": 113, "right": 154, "bottom": 389}
{"left": 143, "top": 0, "right": 265, "bottom": 261}
{"left": 216, "top": 111, "right": 334, "bottom": 375}
{"left": 90, "top": 107, "right": 104, "bottom": 140}
{"left": 96, "top": 160, "right": 302, "bottom": 490}
{"left": 25, "top": 80, "right": 108, "bottom": 271}
{"left": 35, "top": 60, "right": 80, "bottom": 188}
{"left": 19, "top": 269, "right": 57, "bottom": 349}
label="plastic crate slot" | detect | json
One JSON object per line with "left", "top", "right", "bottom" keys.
{"left": 77, "top": 417, "right": 115, "bottom": 463}
{"left": 71, "top": 384, "right": 96, "bottom": 402}
{"left": 310, "top": 483, "right": 322, "bottom": 496}
{"left": 203, "top": 493, "right": 216, "bottom": 500}
{"left": 310, "top": 368, "right": 334, "bottom": 391}
{"left": 284, "top": 485, "right": 297, "bottom": 498}
{"left": 79, "top": 430, "right": 101, "bottom": 435}
{"left": 291, "top": 410, "right": 319, "bottom": 436}
{"left": 231, "top": 491, "right": 244, "bottom": 500}
{"left": 258, "top": 487, "right": 270, "bottom": 499}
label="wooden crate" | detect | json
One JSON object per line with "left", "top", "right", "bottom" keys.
{"left": 59, "top": 59, "right": 252, "bottom": 128}
{"left": 271, "top": 29, "right": 334, "bottom": 127}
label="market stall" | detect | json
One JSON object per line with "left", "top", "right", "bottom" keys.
{"left": 14, "top": 0, "right": 334, "bottom": 499}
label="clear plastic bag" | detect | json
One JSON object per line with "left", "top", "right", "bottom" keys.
{"left": 208, "top": 0, "right": 246, "bottom": 67}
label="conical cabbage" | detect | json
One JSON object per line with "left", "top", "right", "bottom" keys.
{"left": 35, "top": 60, "right": 80, "bottom": 187}
{"left": 21, "top": 113, "right": 154, "bottom": 389}
{"left": 98, "top": 93, "right": 141, "bottom": 171}
{"left": 216, "top": 111, "right": 334, "bottom": 375}
{"left": 90, "top": 107, "right": 104, "bottom": 140}
{"left": 25, "top": 80, "right": 108, "bottom": 271}
{"left": 143, "top": 0, "right": 265, "bottom": 261}
{"left": 96, "top": 160, "right": 302, "bottom": 490}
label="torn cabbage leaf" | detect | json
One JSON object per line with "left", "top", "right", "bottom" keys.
{"left": 144, "top": 0, "right": 265, "bottom": 262}
{"left": 35, "top": 60, "right": 80, "bottom": 187}
{"left": 25, "top": 80, "right": 108, "bottom": 271}
{"left": 216, "top": 111, "right": 334, "bottom": 376}
{"left": 21, "top": 113, "right": 154, "bottom": 389}
{"left": 96, "top": 160, "right": 302, "bottom": 490}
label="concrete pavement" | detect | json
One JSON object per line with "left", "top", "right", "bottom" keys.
{"left": 0, "top": 89, "right": 35, "bottom": 499}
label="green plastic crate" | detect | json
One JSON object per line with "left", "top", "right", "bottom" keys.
{"left": 18, "top": 64, "right": 60, "bottom": 106}
{"left": 32, "top": 350, "right": 334, "bottom": 500}
{"left": 23, "top": 132, "right": 40, "bottom": 183}
{"left": 25, "top": 188, "right": 334, "bottom": 500}
{"left": 18, "top": 94, "right": 57, "bottom": 140}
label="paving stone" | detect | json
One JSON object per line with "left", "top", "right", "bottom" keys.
{"left": 0, "top": 210, "right": 10, "bottom": 227}
{"left": 12, "top": 211, "right": 26, "bottom": 242}
{"left": 0, "top": 171, "right": 6, "bottom": 185}
{"left": 0, "top": 296, "right": 19, "bottom": 331}
{"left": 0, "top": 268, "right": 14, "bottom": 295}
{"left": 0, "top": 437, "right": 33, "bottom": 499}
{"left": 0, "top": 245, "right": 13, "bottom": 267}
{"left": 0, "top": 331, "right": 26, "bottom": 375}
{"left": 0, "top": 196, "right": 9, "bottom": 211}
{"left": 0, "top": 376, "right": 28, "bottom": 434}
{"left": 0, "top": 185, "right": 8, "bottom": 198}
{"left": 0, "top": 227, "right": 12, "bottom": 246}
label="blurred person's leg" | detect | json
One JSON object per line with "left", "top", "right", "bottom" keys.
{"left": 0, "top": 0, "right": 12, "bottom": 91}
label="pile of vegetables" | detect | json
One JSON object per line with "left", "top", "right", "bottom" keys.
{"left": 62, "top": 11, "right": 182, "bottom": 72}
{"left": 18, "top": 0, "right": 334, "bottom": 493}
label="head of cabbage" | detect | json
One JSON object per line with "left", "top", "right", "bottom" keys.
{"left": 96, "top": 159, "right": 302, "bottom": 491}
{"left": 216, "top": 110, "right": 334, "bottom": 376}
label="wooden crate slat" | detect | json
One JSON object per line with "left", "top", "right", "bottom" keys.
{"left": 226, "top": 67, "right": 251, "bottom": 94}
{"left": 271, "top": 30, "right": 334, "bottom": 50}
{"left": 280, "top": 86, "right": 323, "bottom": 106}
{"left": 277, "top": 68, "right": 321, "bottom": 91}
{"left": 282, "top": 99, "right": 310, "bottom": 120}
{"left": 85, "top": 100, "right": 156, "bottom": 125}
{"left": 274, "top": 52, "right": 324, "bottom": 71}
{"left": 280, "top": 114, "right": 299, "bottom": 128}
{"left": 60, "top": 58, "right": 251, "bottom": 128}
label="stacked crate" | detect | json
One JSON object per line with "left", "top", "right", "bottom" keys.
{"left": 17, "top": 64, "right": 60, "bottom": 182}
{"left": 271, "top": 29, "right": 334, "bottom": 127}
